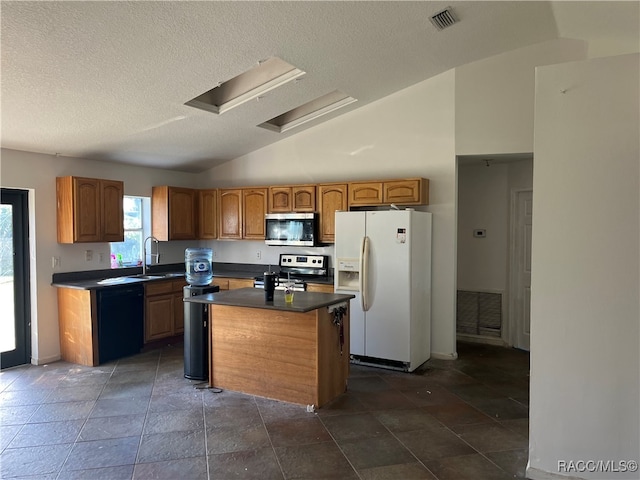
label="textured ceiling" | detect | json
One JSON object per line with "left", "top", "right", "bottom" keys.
{"left": 1, "top": 1, "right": 638, "bottom": 172}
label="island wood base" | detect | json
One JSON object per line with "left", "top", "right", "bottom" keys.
{"left": 209, "top": 303, "right": 350, "bottom": 407}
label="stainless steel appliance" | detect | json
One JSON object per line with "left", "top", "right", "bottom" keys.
{"left": 265, "top": 213, "right": 317, "bottom": 246}
{"left": 254, "top": 254, "right": 329, "bottom": 291}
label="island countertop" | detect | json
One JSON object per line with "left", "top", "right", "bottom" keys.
{"left": 185, "top": 287, "right": 354, "bottom": 313}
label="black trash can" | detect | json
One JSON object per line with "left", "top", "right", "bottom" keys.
{"left": 183, "top": 285, "right": 219, "bottom": 380}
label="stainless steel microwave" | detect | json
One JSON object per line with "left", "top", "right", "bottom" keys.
{"left": 265, "top": 213, "right": 318, "bottom": 246}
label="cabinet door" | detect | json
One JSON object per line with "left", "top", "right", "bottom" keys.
{"left": 145, "top": 295, "right": 174, "bottom": 342}
{"left": 306, "top": 283, "right": 334, "bottom": 293}
{"left": 292, "top": 185, "right": 316, "bottom": 212}
{"left": 317, "top": 184, "right": 348, "bottom": 244}
{"left": 348, "top": 181, "right": 383, "bottom": 207}
{"left": 101, "top": 180, "right": 124, "bottom": 242}
{"left": 168, "top": 187, "right": 197, "bottom": 240}
{"left": 198, "top": 189, "right": 218, "bottom": 239}
{"left": 218, "top": 189, "right": 242, "bottom": 239}
{"left": 212, "top": 278, "right": 229, "bottom": 290}
{"left": 228, "top": 278, "right": 254, "bottom": 289}
{"left": 243, "top": 188, "right": 268, "bottom": 239}
{"left": 383, "top": 179, "right": 428, "bottom": 205}
{"left": 269, "top": 187, "right": 292, "bottom": 213}
{"left": 73, "top": 177, "right": 102, "bottom": 242}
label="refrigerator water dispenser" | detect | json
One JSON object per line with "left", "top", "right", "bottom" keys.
{"left": 336, "top": 258, "right": 360, "bottom": 291}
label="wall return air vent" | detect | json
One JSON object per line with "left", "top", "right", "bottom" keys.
{"left": 185, "top": 57, "right": 305, "bottom": 115}
{"left": 429, "top": 7, "right": 458, "bottom": 31}
{"left": 258, "top": 90, "right": 357, "bottom": 133}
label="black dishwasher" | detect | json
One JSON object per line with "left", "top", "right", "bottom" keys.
{"left": 97, "top": 284, "right": 144, "bottom": 364}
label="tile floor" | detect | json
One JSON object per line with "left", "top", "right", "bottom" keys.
{"left": 0, "top": 342, "right": 530, "bottom": 479}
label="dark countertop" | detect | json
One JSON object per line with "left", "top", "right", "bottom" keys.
{"left": 52, "top": 262, "right": 333, "bottom": 290}
{"left": 186, "top": 287, "right": 354, "bottom": 313}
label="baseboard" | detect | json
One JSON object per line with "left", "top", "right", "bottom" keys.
{"left": 457, "top": 333, "right": 508, "bottom": 347}
{"left": 431, "top": 351, "right": 458, "bottom": 360}
{"left": 32, "top": 354, "right": 61, "bottom": 366}
{"left": 526, "top": 466, "right": 582, "bottom": 480}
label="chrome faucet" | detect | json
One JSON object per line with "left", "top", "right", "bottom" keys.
{"left": 143, "top": 236, "right": 160, "bottom": 275}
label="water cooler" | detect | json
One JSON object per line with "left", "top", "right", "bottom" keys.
{"left": 183, "top": 248, "right": 218, "bottom": 381}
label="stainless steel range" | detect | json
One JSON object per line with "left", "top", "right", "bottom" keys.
{"left": 254, "top": 254, "right": 329, "bottom": 291}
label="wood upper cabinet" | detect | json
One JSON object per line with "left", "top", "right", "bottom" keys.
{"left": 317, "top": 183, "right": 348, "bottom": 244}
{"left": 269, "top": 187, "right": 292, "bottom": 213}
{"left": 152, "top": 186, "right": 197, "bottom": 241}
{"left": 383, "top": 178, "right": 429, "bottom": 205}
{"left": 347, "top": 178, "right": 429, "bottom": 207}
{"left": 292, "top": 185, "right": 316, "bottom": 212}
{"left": 243, "top": 188, "right": 268, "bottom": 239}
{"left": 198, "top": 189, "right": 218, "bottom": 239}
{"left": 218, "top": 189, "right": 243, "bottom": 239}
{"left": 219, "top": 188, "right": 267, "bottom": 240}
{"left": 348, "top": 181, "right": 383, "bottom": 207}
{"left": 269, "top": 185, "right": 315, "bottom": 213}
{"left": 56, "top": 176, "right": 124, "bottom": 243}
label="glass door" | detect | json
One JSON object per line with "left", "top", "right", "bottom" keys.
{"left": 1, "top": 189, "right": 31, "bottom": 369}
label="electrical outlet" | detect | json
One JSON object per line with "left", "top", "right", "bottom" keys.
{"left": 212, "top": 250, "right": 217, "bottom": 258}
{"left": 256, "top": 250, "right": 262, "bottom": 260}
{"left": 52, "top": 256, "right": 61, "bottom": 269}
{"left": 99, "top": 252, "right": 105, "bottom": 263}
{"left": 85, "top": 250, "right": 93, "bottom": 261}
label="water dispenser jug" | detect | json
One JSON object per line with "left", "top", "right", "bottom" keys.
{"left": 185, "top": 248, "right": 213, "bottom": 286}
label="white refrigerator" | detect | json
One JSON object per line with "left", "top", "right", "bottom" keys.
{"left": 334, "top": 210, "right": 432, "bottom": 372}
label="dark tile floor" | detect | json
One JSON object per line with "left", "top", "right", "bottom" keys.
{"left": 0, "top": 342, "right": 530, "bottom": 479}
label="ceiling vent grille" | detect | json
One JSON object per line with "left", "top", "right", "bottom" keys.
{"left": 429, "top": 7, "right": 457, "bottom": 31}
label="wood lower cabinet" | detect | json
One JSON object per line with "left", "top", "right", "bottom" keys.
{"left": 306, "top": 283, "right": 334, "bottom": 293}
{"left": 152, "top": 186, "right": 197, "bottom": 241}
{"left": 317, "top": 183, "right": 348, "bottom": 244}
{"left": 213, "top": 277, "right": 255, "bottom": 290}
{"left": 144, "top": 279, "right": 187, "bottom": 343}
{"left": 56, "top": 176, "right": 124, "bottom": 243}
{"left": 57, "top": 288, "right": 98, "bottom": 366}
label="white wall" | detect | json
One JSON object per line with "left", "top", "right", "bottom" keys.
{"left": 529, "top": 54, "right": 639, "bottom": 479}
{"left": 0, "top": 148, "right": 201, "bottom": 363}
{"left": 204, "top": 70, "right": 458, "bottom": 358}
{"left": 456, "top": 38, "right": 587, "bottom": 156}
{"left": 457, "top": 162, "right": 510, "bottom": 292}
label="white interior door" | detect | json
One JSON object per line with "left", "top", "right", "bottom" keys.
{"left": 513, "top": 190, "right": 533, "bottom": 351}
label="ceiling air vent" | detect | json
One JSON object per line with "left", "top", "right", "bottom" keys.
{"left": 429, "top": 7, "right": 457, "bottom": 31}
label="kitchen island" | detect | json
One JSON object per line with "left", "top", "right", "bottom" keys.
{"left": 186, "top": 288, "right": 355, "bottom": 407}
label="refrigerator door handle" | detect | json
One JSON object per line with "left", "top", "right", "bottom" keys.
{"left": 360, "top": 236, "right": 371, "bottom": 312}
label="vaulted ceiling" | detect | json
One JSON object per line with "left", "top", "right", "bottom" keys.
{"left": 2, "top": 1, "right": 638, "bottom": 172}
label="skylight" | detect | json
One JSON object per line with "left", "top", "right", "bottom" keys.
{"left": 258, "top": 90, "right": 357, "bottom": 133}
{"left": 185, "top": 57, "right": 305, "bottom": 115}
